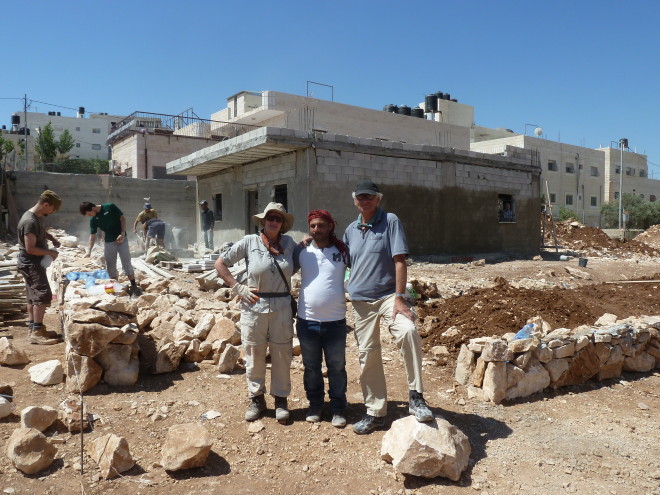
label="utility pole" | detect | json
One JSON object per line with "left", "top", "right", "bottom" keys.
{"left": 618, "top": 138, "right": 628, "bottom": 230}
{"left": 23, "top": 94, "right": 28, "bottom": 170}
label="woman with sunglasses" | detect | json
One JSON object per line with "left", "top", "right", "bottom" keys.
{"left": 215, "top": 202, "right": 296, "bottom": 424}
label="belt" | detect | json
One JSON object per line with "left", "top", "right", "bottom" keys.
{"left": 254, "top": 292, "right": 290, "bottom": 298}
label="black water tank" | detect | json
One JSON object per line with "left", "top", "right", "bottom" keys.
{"left": 11, "top": 115, "right": 20, "bottom": 125}
{"left": 424, "top": 94, "right": 437, "bottom": 113}
{"left": 383, "top": 104, "right": 397, "bottom": 113}
{"left": 78, "top": 106, "right": 85, "bottom": 115}
{"left": 435, "top": 92, "right": 444, "bottom": 100}
{"left": 398, "top": 105, "right": 411, "bottom": 116}
{"left": 411, "top": 107, "right": 425, "bottom": 118}
{"left": 443, "top": 93, "right": 451, "bottom": 100}
{"left": 450, "top": 98, "right": 457, "bottom": 102}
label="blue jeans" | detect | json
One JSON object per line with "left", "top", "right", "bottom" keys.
{"left": 296, "top": 318, "right": 347, "bottom": 412}
{"left": 202, "top": 229, "right": 213, "bottom": 249}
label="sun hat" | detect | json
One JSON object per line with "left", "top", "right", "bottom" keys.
{"left": 252, "top": 202, "right": 294, "bottom": 234}
{"left": 354, "top": 180, "right": 380, "bottom": 196}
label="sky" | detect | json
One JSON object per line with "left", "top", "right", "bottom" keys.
{"left": 2, "top": 0, "right": 659, "bottom": 173}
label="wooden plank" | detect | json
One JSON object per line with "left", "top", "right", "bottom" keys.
{"left": 604, "top": 280, "right": 660, "bottom": 284}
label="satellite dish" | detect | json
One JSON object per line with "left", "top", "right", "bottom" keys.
{"left": 534, "top": 126, "right": 543, "bottom": 137}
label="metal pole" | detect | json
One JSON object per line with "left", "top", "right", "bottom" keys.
{"left": 24, "top": 94, "right": 28, "bottom": 171}
{"left": 618, "top": 140, "right": 624, "bottom": 229}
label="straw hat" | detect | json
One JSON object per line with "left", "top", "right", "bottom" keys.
{"left": 252, "top": 202, "right": 294, "bottom": 234}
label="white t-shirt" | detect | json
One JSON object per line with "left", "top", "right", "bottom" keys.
{"left": 297, "top": 243, "right": 347, "bottom": 322}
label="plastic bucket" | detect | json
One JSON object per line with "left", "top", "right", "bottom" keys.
{"left": 578, "top": 258, "right": 588, "bottom": 267}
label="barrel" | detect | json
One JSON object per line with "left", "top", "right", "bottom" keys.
{"left": 411, "top": 107, "right": 425, "bottom": 118}
{"left": 424, "top": 94, "right": 437, "bottom": 113}
{"left": 398, "top": 105, "right": 411, "bottom": 116}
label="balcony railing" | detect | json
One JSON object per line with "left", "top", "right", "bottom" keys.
{"left": 107, "top": 109, "right": 261, "bottom": 145}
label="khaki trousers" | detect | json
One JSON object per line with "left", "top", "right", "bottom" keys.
{"left": 241, "top": 307, "right": 294, "bottom": 398}
{"left": 352, "top": 294, "right": 424, "bottom": 417}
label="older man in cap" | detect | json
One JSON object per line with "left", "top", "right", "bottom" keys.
{"left": 199, "top": 200, "right": 215, "bottom": 249}
{"left": 16, "top": 190, "right": 63, "bottom": 345}
{"left": 343, "top": 180, "right": 433, "bottom": 434}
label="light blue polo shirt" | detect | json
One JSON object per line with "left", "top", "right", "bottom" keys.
{"left": 343, "top": 208, "right": 408, "bottom": 301}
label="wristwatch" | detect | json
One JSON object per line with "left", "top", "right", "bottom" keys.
{"left": 395, "top": 293, "right": 407, "bottom": 298}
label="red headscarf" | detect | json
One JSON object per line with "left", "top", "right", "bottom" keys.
{"left": 307, "top": 210, "right": 348, "bottom": 259}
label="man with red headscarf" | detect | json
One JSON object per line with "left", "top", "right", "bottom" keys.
{"left": 294, "top": 210, "right": 349, "bottom": 428}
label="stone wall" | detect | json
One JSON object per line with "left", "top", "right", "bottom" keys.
{"left": 454, "top": 317, "right": 660, "bottom": 404}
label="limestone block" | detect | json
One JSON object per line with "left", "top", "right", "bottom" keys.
{"left": 513, "top": 351, "right": 531, "bottom": 369}
{"left": 0, "top": 397, "right": 15, "bottom": 419}
{"left": 594, "top": 342, "right": 613, "bottom": 364}
{"left": 94, "top": 298, "right": 138, "bottom": 316}
{"left": 595, "top": 313, "right": 618, "bottom": 326}
{"left": 508, "top": 338, "right": 534, "bottom": 354}
{"left": 619, "top": 334, "right": 634, "bottom": 357}
{"left": 194, "top": 299, "right": 229, "bottom": 312}
{"left": 506, "top": 363, "right": 525, "bottom": 388}
{"left": 68, "top": 297, "right": 102, "bottom": 312}
{"left": 206, "top": 318, "right": 241, "bottom": 345}
{"left": 471, "top": 357, "right": 487, "bottom": 387}
{"left": 184, "top": 339, "right": 210, "bottom": 363}
{"left": 381, "top": 416, "right": 471, "bottom": 481}
{"left": 505, "top": 363, "right": 550, "bottom": 401}
{"left": 153, "top": 341, "right": 188, "bottom": 374}
{"left": 70, "top": 309, "right": 135, "bottom": 327}
{"left": 544, "top": 359, "right": 569, "bottom": 383}
{"left": 553, "top": 342, "right": 576, "bottom": 359}
{"left": 88, "top": 434, "right": 135, "bottom": 479}
{"left": 20, "top": 406, "right": 58, "bottom": 432}
{"left": 137, "top": 309, "right": 157, "bottom": 330}
{"left": 66, "top": 322, "right": 123, "bottom": 357}
{"left": 6, "top": 428, "right": 57, "bottom": 474}
{"left": 66, "top": 351, "right": 103, "bottom": 393}
{"left": 623, "top": 351, "right": 655, "bottom": 372}
{"left": 466, "top": 386, "right": 485, "bottom": 400}
{"left": 594, "top": 333, "right": 613, "bottom": 343}
{"left": 28, "top": 360, "right": 63, "bottom": 386}
{"left": 173, "top": 321, "right": 195, "bottom": 342}
{"left": 556, "top": 344, "right": 600, "bottom": 387}
{"left": 160, "top": 423, "right": 213, "bottom": 471}
{"left": 481, "top": 339, "right": 513, "bottom": 362}
{"left": 192, "top": 313, "right": 215, "bottom": 340}
{"left": 136, "top": 293, "right": 158, "bottom": 309}
{"left": 482, "top": 362, "right": 506, "bottom": 404}
{"left": 0, "top": 337, "right": 30, "bottom": 366}
{"left": 150, "top": 321, "right": 176, "bottom": 342}
{"left": 59, "top": 396, "right": 89, "bottom": 432}
{"left": 96, "top": 343, "right": 140, "bottom": 386}
{"left": 575, "top": 335, "right": 590, "bottom": 352}
{"left": 597, "top": 345, "right": 624, "bottom": 380}
{"left": 217, "top": 344, "right": 241, "bottom": 374}
{"left": 533, "top": 344, "right": 553, "bottom": 363}
{"left": 454, "top": 345, "right": 475, "bottom": 385}
{"left": 547, "top": 339, "right": 564, "bottom": 349}
{"left": 110, "top": 323, "right": 139, "bottom": 345}
{"left": 431, "top": 345, "right": 450, "bottom": 358}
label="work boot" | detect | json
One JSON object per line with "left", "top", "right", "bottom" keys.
{"left": 29, "top": 326, "right": 61, "bottom": 346}
{"left": 29, "top": 322, "right": 60, "bottom": 339}
{"left": 352, "top": 414, "right": 385, "bottom": 435}
{"left": 245, "top": 395, "right": 267, "bottom": 422}
{"left": 409, "top": 391, "right": 433, "bottom": 422}
{"left": 274, "top": 396, "right": 289, "bottom": 424}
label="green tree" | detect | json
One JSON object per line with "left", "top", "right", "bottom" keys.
{"left": 600, "top": 193, "right": 660, "bottom": 229}
{"left": 559, "top": 206, "right": 578, "bottom": 221}
{"left": 56, "top": 129, "right": 75, "bottom": 158}
{"left": 43, "top": 158, "right": 109, "bottom": 174}
{"left": 34, "top": 122, "right": 58, "bottom": 164}
{"left": 0, "top": 136, "right": 15, "bottom": 162}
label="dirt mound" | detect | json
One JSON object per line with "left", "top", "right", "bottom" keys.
{"left": 545, "top": 220, "right": 659, "bottom": 257}
{"left": 634, "top": 223, "right": 660, "bottom": 249}
{"left": 419, "top": 277, "right": 660, "bottom": 353}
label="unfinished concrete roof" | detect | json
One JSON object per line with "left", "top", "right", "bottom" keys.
{"left": 166, "top": 126, "right": 541, "bottom": 177}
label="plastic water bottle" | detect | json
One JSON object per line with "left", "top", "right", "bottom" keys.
{"left": 86, "top": 282, "right": 124, "bottom": 295}
{"left": 514, "top": 323, "right": 535, "bottom": 340}
{"left": 406, "top": 283, "right": 419, "bottom": 300}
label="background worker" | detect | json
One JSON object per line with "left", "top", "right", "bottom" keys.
{"left": 133, "top": 202, "right": 158, "bottom": 249}
{"left": 16, "top": 190, "right": 63, "bottom": 345}
{"left": 142, "top": 216, "right": 166, "bottom": 248}
{"left": 199, "top": 200, "right": 215, "bottom": 249}
{"left": 80, "top": 201, "right": 141, "bottom": 296}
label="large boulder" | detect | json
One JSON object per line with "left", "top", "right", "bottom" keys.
{"left": 88, "top": 434, "right": 135, "bottom": 479}
{"left": 206, "top": 318, "right": 241, "bottom": 345}
{"left": 553, "top": 343, "right": 600, "bottom": 387}
{"left": 96, "top": 342, "right": 140, "bottom": 386}
{"left": 482, "top": 362, "right": 506, "bottom": 404}
{"left": 0, "top": 397, "right": 14, "bottom": 419}
{"left": 381, "top": 416, "right": 471, "bottom": 481}
{"left": 153, "top": 341, "right": 188, "bottom": 374}
{"left": 160, "top": 423, "right": 213, "bottom": 471}
{"left": 0, "top": 337, "right": 30, "bottom": 366}
{"left": 623, "top": 351, "right": 655, "bottom": 372}
{"left": 454, "top": 345, "right": 475, "bottom": 385}
{"left": 6, "top": 428, "right": 57, "bottom": 474}
{"left": 66, "top": 322, "right": 123, "bottom": 357}
{"left": 192, "top": 313, "right": 215, "bottom": 340}
{"left": 505, "top": 363, "right": 550, "bottom": 401}
{"left": 28, "top": 360, "right": 63, "bottom": 386}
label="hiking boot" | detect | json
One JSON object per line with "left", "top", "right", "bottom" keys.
{"left": 409, "top": 391, "right": 433, "bottom": 422}
{"left": 29, "top": 327, "right": 61, "bottom": 346}
{"left": 127, "top": 285, "right": 142, "bottom": 297}
{"left": 30, "top": 323, "right": 60, "bottom": 339}
{"left": 274, "top": 396, "right": 289, "bottom": 423}
{"left": 331, "top": 412, "right": 347, "bottom": 428}
{"left": 352, "top": 414, "right": 385, "bottom": 435}
{"left": 305, "top": 403, "right": 322, "bottom": 423}
{"left": 245, "top": 395, "right": 267, "bottom": 422}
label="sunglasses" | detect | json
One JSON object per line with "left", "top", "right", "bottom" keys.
{"left": 265, "top": 215, "right": 284, "bottom": 223}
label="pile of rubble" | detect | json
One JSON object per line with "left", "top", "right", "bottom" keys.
{"left": 454, "top": 315, "right": 660, "bottom": 404}
{"left": 634, "top": 223, "right": 660, "bottom": 249}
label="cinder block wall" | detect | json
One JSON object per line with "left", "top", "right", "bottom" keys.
{"left": 10, "top": 171, "right": 197, "bottom": 245}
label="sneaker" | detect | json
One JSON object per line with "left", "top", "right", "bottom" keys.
{"left": 274, "top": 396, "right": 289, "bottom": 423}
{"left": 331, "top": 412, "right": 347, "bottom": 428}
{"left": 409, "top": 391, "right": 433, "bottom": 422}
{"left": 305, "top": 404, "right": 322, "bottom": 423}
{"left": 245, "top": 395, "right": 267, "bottom": 422}
{"left": 29, "top": 327, "right": 61, "bottom": 346}
{"left": 352, "top": 414, "right": 385, "bottom": 435}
